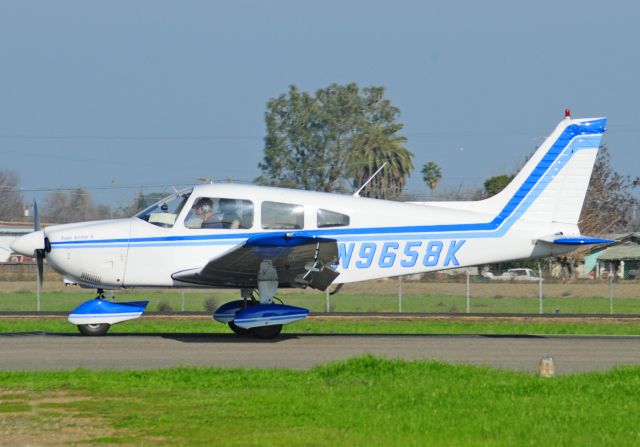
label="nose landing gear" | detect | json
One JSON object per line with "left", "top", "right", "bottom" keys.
{"left": 69, "top": 289, "right": 149, "bottom": 336}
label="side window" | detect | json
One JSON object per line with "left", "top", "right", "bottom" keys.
{"left": 184, "top": 197, "right": 253, "bottom": 229}
{"left": 317, "top": 209, "right": 350, "bottom": 228}
{"left": 261, "top": 201, "right": 304, "bottom": 229}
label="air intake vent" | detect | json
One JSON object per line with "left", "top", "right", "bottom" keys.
{"left": 80, "top": 272, "right": 101, "bottom": 285}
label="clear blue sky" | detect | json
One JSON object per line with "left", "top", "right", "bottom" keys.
{"left": 1, "top": 0, "right": 638, "bottom": 208}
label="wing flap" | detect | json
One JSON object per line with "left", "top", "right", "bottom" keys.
{"left": 172, "top": 233, "right": 339, "bottom": 290}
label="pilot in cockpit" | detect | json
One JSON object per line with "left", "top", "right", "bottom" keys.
{"left": 186, "top": 197, "right": 240, "bottom": 229}
{"left": 186, "top": 198, "right": 218, "bottom": 229}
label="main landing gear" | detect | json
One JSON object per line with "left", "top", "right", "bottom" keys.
{"left": 213, "top": 260, "right": 309, "bottom": 339}
{"left": 224, "top": 291, "right": 284, "bottom": 339}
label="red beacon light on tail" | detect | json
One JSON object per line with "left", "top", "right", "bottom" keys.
{"left": 565, "top": 108, "right": 571, "bottom": 118}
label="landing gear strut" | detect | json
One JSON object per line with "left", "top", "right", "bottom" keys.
{"left": 211, "top": 260, "right": 310, "bottom": 339}
{"left": 76, "top": 289, "right": 111, "bottom": 336}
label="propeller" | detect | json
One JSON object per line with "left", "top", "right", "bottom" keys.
{"left": 9, "top": 201, "right": 50, "bottom": 309}
{"left": 32, "top": 199, "right": 49, "bottom": 310}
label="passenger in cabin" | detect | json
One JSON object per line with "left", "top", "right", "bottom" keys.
{"left": 217, "top": 198, "right": 241, "bottom": 229}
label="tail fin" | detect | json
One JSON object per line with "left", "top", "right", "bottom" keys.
{"left": 481, "top": 116, "right": 606, "bottom": 229}
{"left": 411, "top": 115, "right": 606, "bottom": 235}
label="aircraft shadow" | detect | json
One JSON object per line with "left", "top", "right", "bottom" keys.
{"left": 0, "top": 331, "right": 548, "bottom": 342}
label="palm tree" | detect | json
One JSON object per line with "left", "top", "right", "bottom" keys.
{"left": 349, "top": 124, "right": 414, "bottom": 200}
{"left": 421, "top": 161, "right": 442, "bottom": 193}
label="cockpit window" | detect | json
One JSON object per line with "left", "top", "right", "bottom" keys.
{"left": 135, "top": 189, "right": 192, "bottom": 228}
{"left": 261, "top": 201, "right": 304, "bottom": 229}
{"left": 184, "top": 197, "right": 253, "bottom": 229}
{"left": 317, "top": 209, "right": 350, "bottom": 228}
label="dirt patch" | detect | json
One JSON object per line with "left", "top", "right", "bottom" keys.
{"left": 0, "top": 390, "right": 137, "bottom": 446}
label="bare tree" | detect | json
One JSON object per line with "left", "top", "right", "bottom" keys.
{"left": 0, "top": 170, "right": 24, "bottom": 221}
{"left": 579, "top": 146, "right": 638, "bottom": 234}
{"left": 43, "top": 188, "right": 112, "bottom": 223}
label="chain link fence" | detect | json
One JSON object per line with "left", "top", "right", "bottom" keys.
{"left": 1, "top": 264, "right": 639, "bottom": 314}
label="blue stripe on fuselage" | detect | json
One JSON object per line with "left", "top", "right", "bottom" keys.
{"left": 50, "top": 119, "right": 605, "bottom": 250}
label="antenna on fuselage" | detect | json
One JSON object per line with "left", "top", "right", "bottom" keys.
{"left": 352, "top": 162, "right": 387, "bottom": 198}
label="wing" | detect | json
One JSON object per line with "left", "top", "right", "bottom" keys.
{"left": 172, "top": 233, "right": 340, "bottom": 290}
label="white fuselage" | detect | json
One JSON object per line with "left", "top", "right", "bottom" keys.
{"left": 41, "top": 183, "right": 574, "bottom": 289}
{"left": 16, "top": 116, "right": 606, "bottom": 290}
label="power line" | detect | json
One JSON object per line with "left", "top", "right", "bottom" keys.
{"left": 0, "top": 123, "right": 638, "bottom": 142}
{"left": 0, "top": 134, "right": 263, "bottom": 141}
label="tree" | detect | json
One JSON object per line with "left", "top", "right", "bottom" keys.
{"left": 429, "top": 185, "right": 483, "bottom": 201}
{"left": 484, "top": 174, "right": 514, "bottom": 197}
{"left": 579, "top": 146, "right": 638, "bottom": 234}
{"left": 68, "top": 187, "right": 95, "bottom": 222}
{"left": 421, "top": 161, "right": 442, "bottom": 193}
{"left": 43, "top": 188, "right": 112, "bottom": 223}
{"left": 0, "top": 170, "right": 24, "bottom": 221}
{"left": 349, "top": 124, "right": 413, "bottom": 199}
{"left": 42, "top": 191, "right": 70, "bottom": 223}
{"left": 256, "top": 83, "right": 413, "bottom": 197}
{"left": 116, "top": 191, "right": 167, "bottom": 218}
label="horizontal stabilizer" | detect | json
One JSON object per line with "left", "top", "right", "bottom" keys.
{"left": 537, "top": 234, "right": 614, "bottom": 245}
{"left": 553, "top": 236, "right": 614, "bottom": 245}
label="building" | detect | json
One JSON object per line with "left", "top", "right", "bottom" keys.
{"left": 0, "top": 222, "right": 35, "bottom": 263}
{"left": 583, "top": 233, "right": 640, "bottom": 279}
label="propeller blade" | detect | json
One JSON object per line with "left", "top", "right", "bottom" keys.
{"left": 36, "top": 250, "right": 44, "bottom": 311}
{"left": 33, "top": 199, "right": 40, "bottom": 232}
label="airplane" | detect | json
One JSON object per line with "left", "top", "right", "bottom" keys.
{"left": 10, "top": 110, "right": 612, "bottom": 338}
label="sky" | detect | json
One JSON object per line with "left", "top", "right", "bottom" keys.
{"left": 1, "top": 0, "right": 639, "bottom": 209}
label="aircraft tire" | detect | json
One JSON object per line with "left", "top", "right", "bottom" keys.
{"left": 228, "top": 321, "right": 251, "bottom": 336}
{"left": 77, "top": 323, "right": 111, "bottom": 336}
{"left": 250, "top": 324, "right": 283, "bottom": 339}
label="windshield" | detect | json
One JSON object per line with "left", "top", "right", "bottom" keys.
{"left": 135, "top": 188, "right": 192, "bottom": 228}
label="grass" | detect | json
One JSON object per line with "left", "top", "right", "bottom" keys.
{"left": 2, "top": 356, "right": 640, "bottom": 446}
{"left": 1, "top": 318, "right": 639, "bottom": 335}
{"left": 2, "top": 289, "right": 640, "bottom": 314}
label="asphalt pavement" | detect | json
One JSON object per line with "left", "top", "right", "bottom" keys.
{"left": 2, "top": 332, "right": 640, "bottom": 375}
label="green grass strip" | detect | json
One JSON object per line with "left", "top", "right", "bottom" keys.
{"left": 2, "top": 356, "right": 640, "bottom": 446}
{"left": 3, "top": 290, "right": 640, "bottom": 314}
{"left": 1, "top": 318, "right": 639, "bottom": 335}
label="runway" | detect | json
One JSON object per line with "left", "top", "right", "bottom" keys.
{"left": 2, "top": 332, "right": 640, "bottom": 374}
